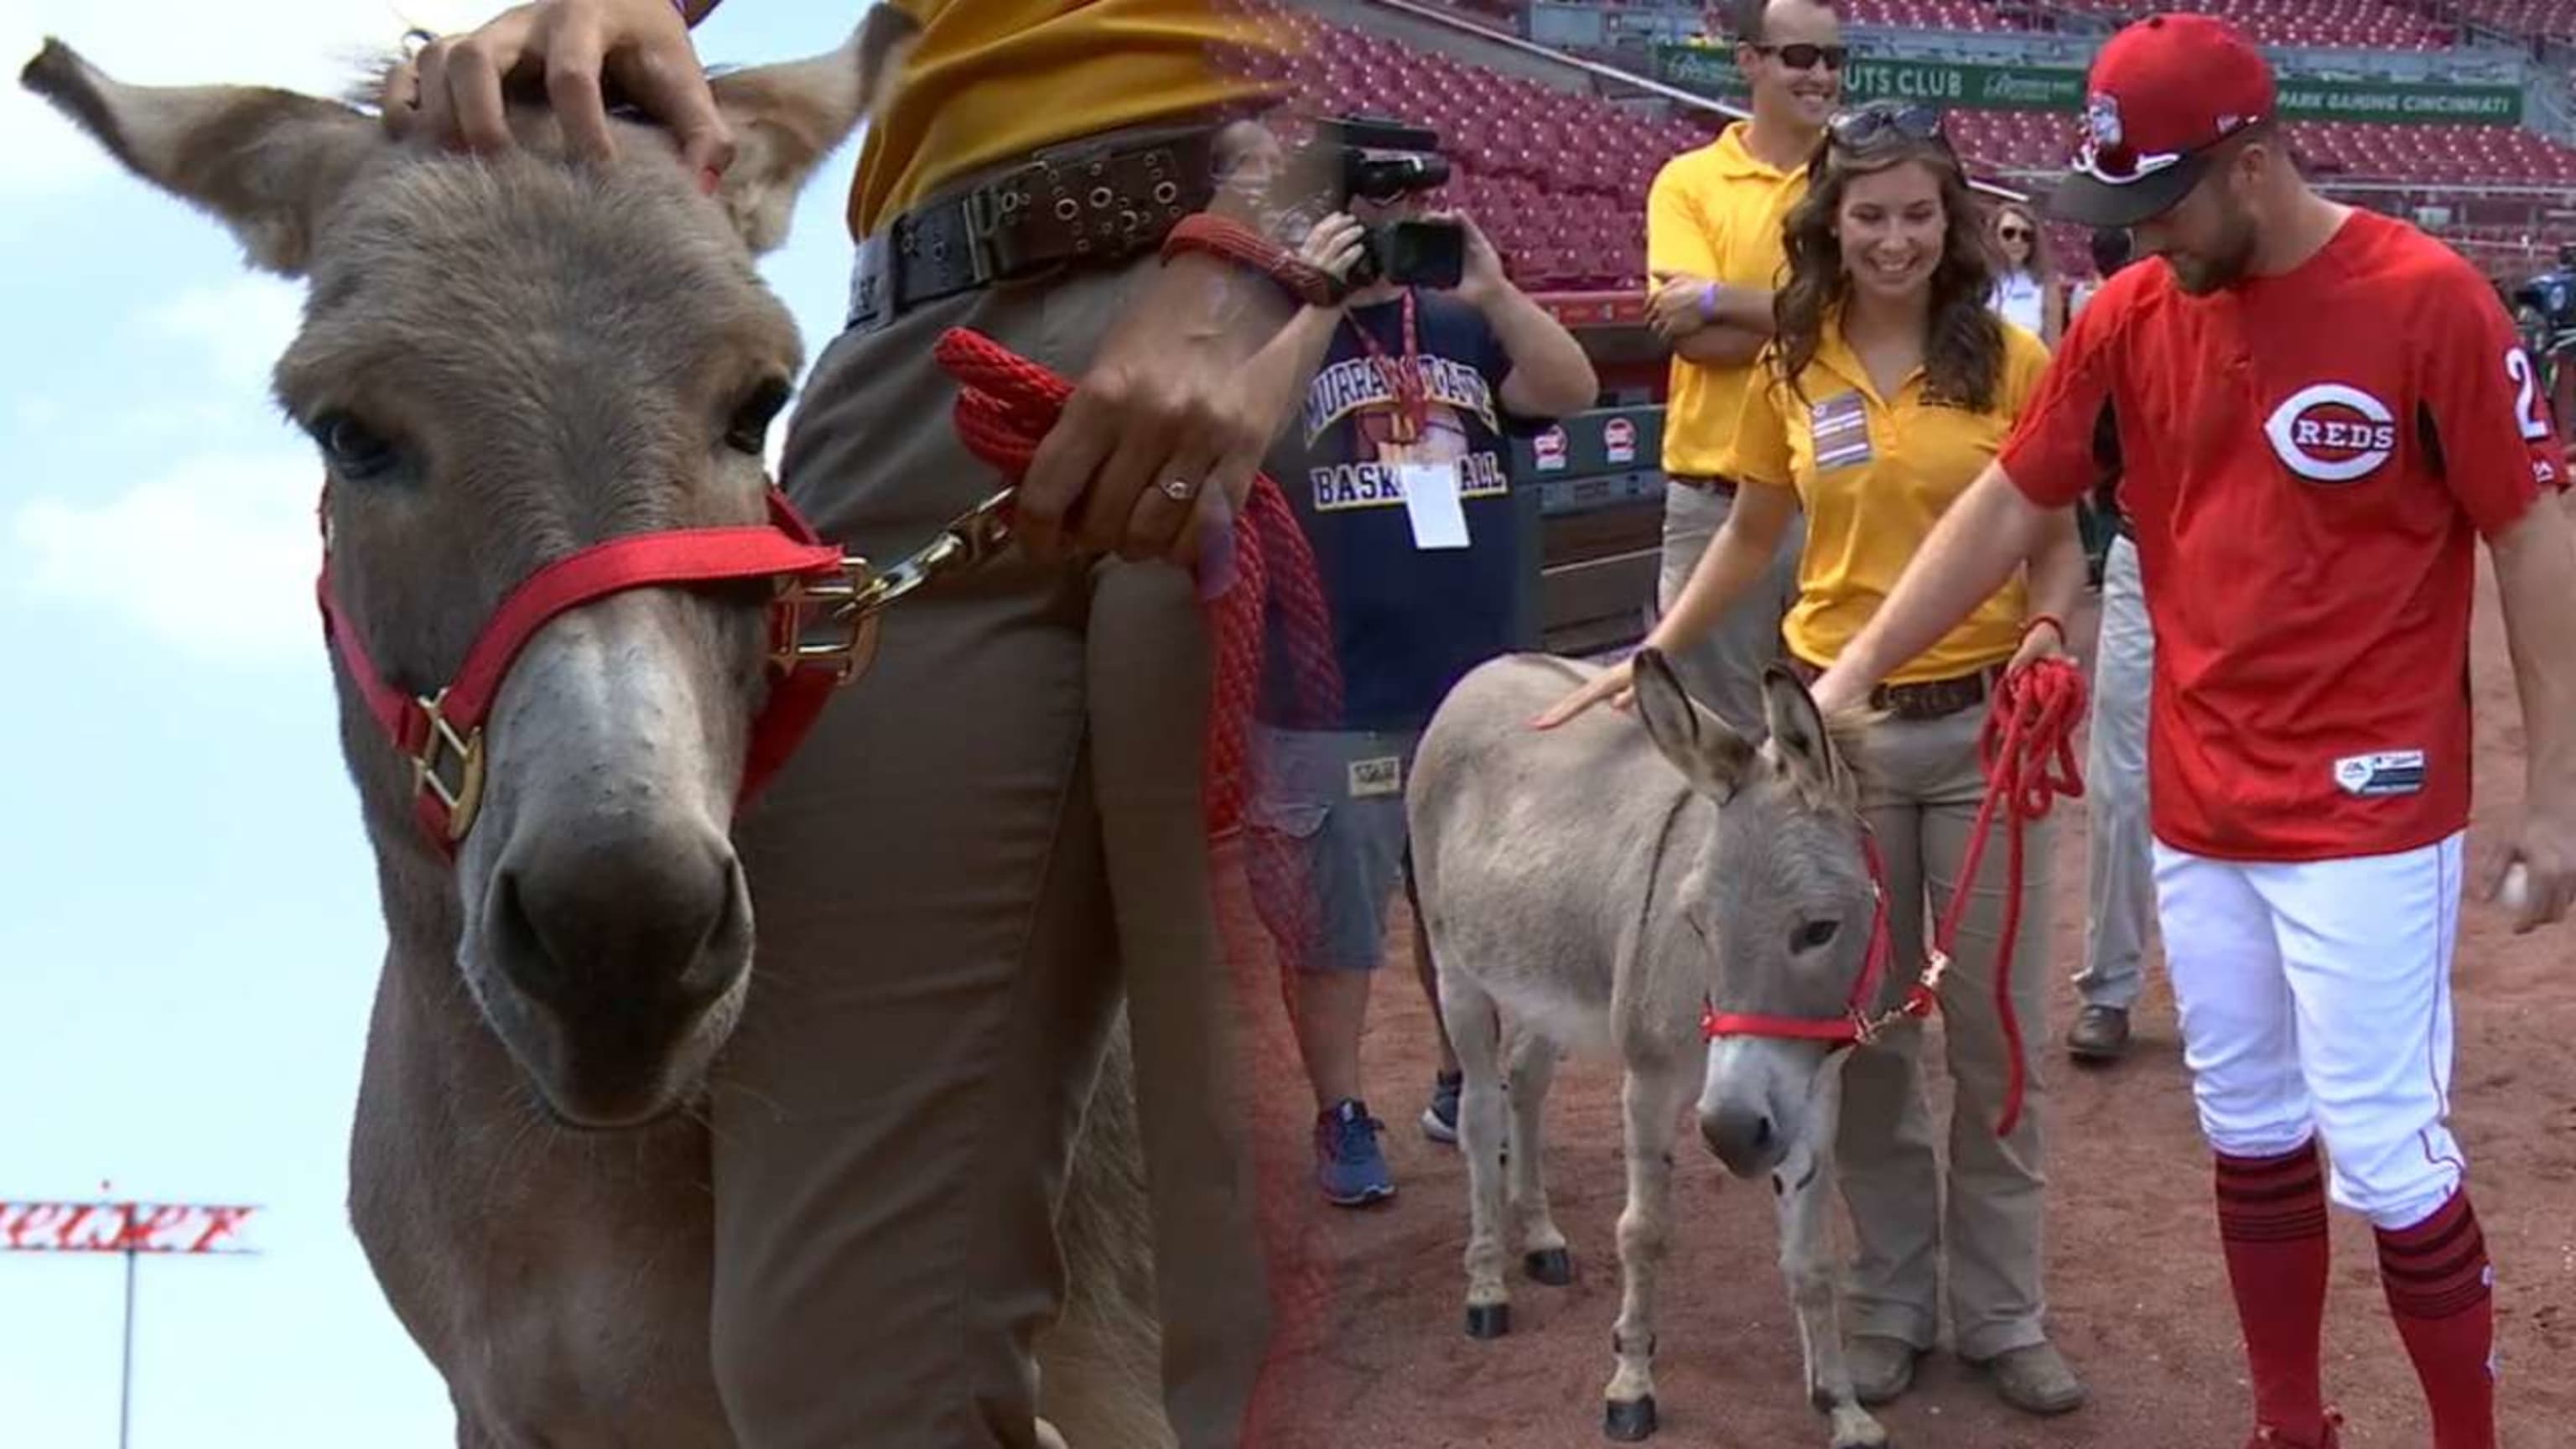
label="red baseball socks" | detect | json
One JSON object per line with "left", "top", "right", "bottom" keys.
{"left": 2376, "top": 1187, "right": 2496, "bottom": 1449}
{"left": 2216, "top": 1142, "right": 2334, "bottom": 1446}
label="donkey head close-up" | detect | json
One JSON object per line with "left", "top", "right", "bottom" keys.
{"left": 1629, "top": 652, "right": 1884, "bottom": 1182}
{"left": 21, "top": 22, "right": 895, "bottom": 1128}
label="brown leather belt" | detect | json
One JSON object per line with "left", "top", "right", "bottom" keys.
{"left": 1786, "top": 656, "right": 1998, "bottom": 722}
{"left": 847, "top": 122, "right": 1224, "bottom": 334}
{"left": 1670, "top": 474, "right": 1738, "bottom": 496}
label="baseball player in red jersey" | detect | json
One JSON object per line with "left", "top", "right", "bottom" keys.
{"left": 1799, "top": 16, "right": 2576, "bottom": 1449}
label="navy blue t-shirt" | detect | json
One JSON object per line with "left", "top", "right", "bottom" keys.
{"left": 1257, "top": 288, "right": 1548, "bottom": 734}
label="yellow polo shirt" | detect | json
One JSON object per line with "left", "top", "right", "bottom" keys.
{"left": 1646, "top": 122, "right": 1809, "bottom": 478}
{"left": 1728, "top": 320, "right": 2052, "bottom": 685}
{"left": 848, "top": 1, "right": 1286, "bottom": 239}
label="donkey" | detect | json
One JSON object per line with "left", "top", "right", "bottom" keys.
{"left": 1407, "top": 647, "right": 1893, "bottom": 1449}
{"left": 22, "top": 23, "right": 1166, "bottom": 1448}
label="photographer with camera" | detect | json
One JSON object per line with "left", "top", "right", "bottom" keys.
{"left": 1242, "top": 127, "right": 1597, "bottom": 1206}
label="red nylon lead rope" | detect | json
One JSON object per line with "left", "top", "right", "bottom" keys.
{"left": 1947, "top": 655, "right": 2088, "bottom": 1138}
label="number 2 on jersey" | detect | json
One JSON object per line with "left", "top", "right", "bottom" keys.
{"left": 2504, "top": 345, "right": 2554, "bottom": 441}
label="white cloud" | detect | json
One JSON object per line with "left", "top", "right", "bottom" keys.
{"left": 13, "top": 449, "right": 321, "bottom": 661}
{"left": 1, "top": 0, "right": 486, "bottom": 200}
{"left": 140, "top": 275, "right": 306, "bottom": 391}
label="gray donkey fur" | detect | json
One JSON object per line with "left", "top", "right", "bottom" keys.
{"left": 23, "top": 19, "right": 1164, "bottom": 1448}
{"left": 1408, "top": 647, "right": 1893, "bottom": 1447}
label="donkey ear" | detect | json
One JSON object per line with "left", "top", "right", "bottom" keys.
{"left": 20, "top": 39, "right": 375, "bottom": 277}
{"left": 1632, "top": 647, "right": 1757, "bottom": 802}
{"left": 1758, "top": 662, "right": 1855, "bottom": 802}
{"left": 703, "top": 5, "right": 917, "bottom": 254}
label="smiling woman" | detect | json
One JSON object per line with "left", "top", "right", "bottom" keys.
{"left": 1540, "top": 98, "right": 2094, "bottom": 1421}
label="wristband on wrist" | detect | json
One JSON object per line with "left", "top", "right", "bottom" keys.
{"left": 1698, "top": 281, "right": 1717, "bottom": 322}
{"left": 2021, "top": 613, "right": 2064, "bottom": 644}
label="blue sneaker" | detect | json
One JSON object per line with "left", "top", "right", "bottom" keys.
{"left": 1316, "top": 1098, "right": 1394, "bottom": 1206}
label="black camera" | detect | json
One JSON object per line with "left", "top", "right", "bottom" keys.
{"left": 1285, "top": 114, "right": 1466, "bottom": 292}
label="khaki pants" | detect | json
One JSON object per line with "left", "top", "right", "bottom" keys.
{"left": 708, "top": 182, "right": 1277, "bottom": 1446}
{"left": 1834, "top": 702, "right": 2056, "bottom": 1362}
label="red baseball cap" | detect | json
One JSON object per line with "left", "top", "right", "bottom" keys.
{"left": 2047, "top": 13, "right": 2276, "bottom": 228}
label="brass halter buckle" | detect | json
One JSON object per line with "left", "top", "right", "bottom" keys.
{"left": 409, "top": 688, "right": 488, "bottom": 843}
{"left": 771, "top": 557, "right": 887, "bottom": 685}
{"left": 1848, "top": 948, "right": 1950, "bottom": 1046}
{"left": 766, "top": 488, "right": 1015, "bottom": 688}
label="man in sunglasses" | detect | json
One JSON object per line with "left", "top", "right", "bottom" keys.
{"left": 1801, "top": 13, "right": 2576, "bottom": 1449}
{"left": 1641, "top": 0, "right": 1843, "bottom": 737}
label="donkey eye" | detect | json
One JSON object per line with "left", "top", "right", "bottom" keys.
{"left": 1791, "top": 919, "right": 1840, "bottom": 953}
{"left": 308, "top": 410, "right": 401, "bottom": 482}
{"left": 724, "top": 377, "right": 794, "bottom": 456}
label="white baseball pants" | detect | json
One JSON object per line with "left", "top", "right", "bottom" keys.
{"left": 2153, "top": 831, "right": 2468, "bottom": 1230}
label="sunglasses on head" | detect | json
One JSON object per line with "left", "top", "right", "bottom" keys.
{"left": 1826, "top": 101, "right": 1946, "bottom": 153}
{"left": 1999, "top": 224, "right": 2033, "bottom": 240}
{"left": 1755, "top": 42, "right": 1848, "bottom": 71}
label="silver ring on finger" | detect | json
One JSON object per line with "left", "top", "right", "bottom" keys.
{"left": 1161, "top": 476, "right": 1199, "bottom": 503}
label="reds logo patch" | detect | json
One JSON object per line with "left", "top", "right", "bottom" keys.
{"left": 2263, "top": 383, "right": 2397, "bottom": 484}
{"left": 2085, "top": 93, "right": 2123, "bottom": 150}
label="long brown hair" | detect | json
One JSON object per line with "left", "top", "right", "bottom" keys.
{"left": 1772, "top": 122, "right": 2006, "bottom": 413}
{"left": 1990, "top": 200, "right": 2055, "bottom": 283}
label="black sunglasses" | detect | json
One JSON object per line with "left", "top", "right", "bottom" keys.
{"left": 1826, "top": 101, "right": 1947, "bottom": 153}
{"left": 1754, "top": 42, "right": 1848, "bottom": 71}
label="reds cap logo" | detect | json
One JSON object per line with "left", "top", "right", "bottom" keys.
{"left": 2085, "top": 93, "right": 2123, "bottom": 149}
{"left": 2263, "top": 382, "right": 2397, "bottom": 483}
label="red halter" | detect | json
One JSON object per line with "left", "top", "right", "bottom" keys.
{"left": 1699, "top": 828, "right": 1945, "bottom": 1050}
{"left": 315, "top": 487, "right": 881, "bottom": 857}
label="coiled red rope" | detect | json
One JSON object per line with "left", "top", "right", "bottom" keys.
{"left": 931, "top": 325, "right": 1343, "bottom": 839}
{"left": 1944, "top": 652, "right": 2089, "bottom": 1138}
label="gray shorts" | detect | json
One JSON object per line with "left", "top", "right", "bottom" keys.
{"left": 1244, "top": 726, "right": 1423, "bottom": 974}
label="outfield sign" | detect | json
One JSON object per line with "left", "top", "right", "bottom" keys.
{"left": 1654, "top": 44, "right": 2523, "bottom": 126}
{"left": 0, "top": 1200, "right": 258, "bottom": 1254}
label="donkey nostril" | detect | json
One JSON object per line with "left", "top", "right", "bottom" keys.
{"left": 1753, "top": 1115, "right": 1775, "bottom": 1153}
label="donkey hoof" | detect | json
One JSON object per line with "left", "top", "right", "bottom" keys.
{"left": 1465, "top": 1302, "right": 1512, "bottom": 1339}
{"left": 1524, "top": 1247, "right": 1575, "bottom": 1285}
{"left": 1603, "top": 1394, "right": 1658, "bottom": 1441}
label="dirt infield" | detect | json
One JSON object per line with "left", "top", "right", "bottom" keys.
{"left": 1232, "top": 555, "right": 2576, "bottom": 1448}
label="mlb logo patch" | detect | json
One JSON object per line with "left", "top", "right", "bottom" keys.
{"left": 2332, "top": 750, "right": 2426, "bottom": 797}
{"left": 1810, "top": 392, "right": 1873, "bottom": 471}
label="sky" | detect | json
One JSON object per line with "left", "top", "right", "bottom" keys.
{"left": 0, "top": 3, "right": 876, "bottom": 1443}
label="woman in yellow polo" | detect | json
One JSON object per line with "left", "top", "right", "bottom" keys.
{"left": 1538, "top": 100, "right": 2090, "bottom": 1420}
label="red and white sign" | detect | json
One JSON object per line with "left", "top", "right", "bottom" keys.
{"left": 1534, "top": 425, "right": 1569, "bottom": 472}
{"left": 1603, "top": 416, "right": 1638, "bottom": 465}
{"left": 0, "top": 1201, "right": 258, "bottom": 1255}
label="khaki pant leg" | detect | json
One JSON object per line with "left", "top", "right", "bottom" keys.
{"left": 709, "top": 254, "right": 1140, "bottom": 1449}
{"left": 1832, "top": 725, "right": 1943, "bottom": 1350}
{"left": 1914, "top": 707, "right": 2055, "bottom": 1361}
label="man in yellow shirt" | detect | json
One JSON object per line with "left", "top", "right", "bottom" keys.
{"left": 1640, "top": 0, "right": 1841, "bottom": 736}
{"left": 392, "top": 3, "right": 1326, "bottom": 1446}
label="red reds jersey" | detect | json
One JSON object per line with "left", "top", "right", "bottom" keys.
{"left": 2002, "top": 209, "right": 2567, "bottom": 863}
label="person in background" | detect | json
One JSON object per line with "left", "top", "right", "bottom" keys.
{"left": 1536, "top": 99, "right": 2091, "bottom": 1420}
{"left": 2068, "top": 225, "right": 2153, "bottom": 1063}
{"left": 1246, "top": 182, "right": 1598, "bottom": 1207}
{"left": 1987, "top": 199, "right": 2065, "bottom": 347}
{"left": 389, "top": 3, "right": 1338, "bottom": 1446}
{"left": 1639, "top": 0, "right": 1841, "bottom": 738}
{"left": 2068, "top": 224, "right": 2132, "bottom": 318}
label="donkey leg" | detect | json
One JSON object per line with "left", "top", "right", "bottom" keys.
{"left": 1604, "top": 1058, "right": 1691, "bottom": 1441}
{"left": 1505, "top": 1029, "right": 1571, "bottom": 1286}
{"left": 1441, "top": 974, "right": 1514, "bottom": 1339}
{"left": 1779, "top": 1073, "right": 1887, "bottom": 1449}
